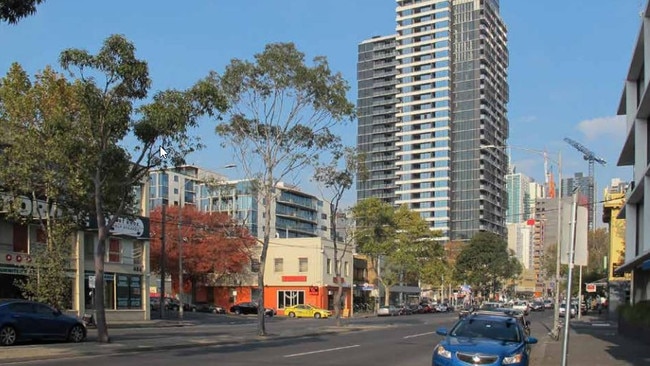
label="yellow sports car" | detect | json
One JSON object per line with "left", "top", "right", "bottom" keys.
{"left": 284, "top": 304, "right": 332, "bottom": 319}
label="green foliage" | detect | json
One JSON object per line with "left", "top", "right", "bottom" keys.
{"left": 351, "top": 198, "right": 395, "bottom": 259}
{"left": 15, "top": 218, "right": 76, "bottom": 310}
{"left": 618, "top": 301, "right": 650, "bottom": 326}
{"left": 214, "top": 42, "right": 354, "bottom": 335}
{"left": 454, "top": 232, "right": 521, "bottom": 295}
{"left": 0, "top": 0, "right": 45, "bottom": 24}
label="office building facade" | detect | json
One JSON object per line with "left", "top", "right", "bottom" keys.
{"left": 357, "top": 0, "right": 509, "bottom": 240}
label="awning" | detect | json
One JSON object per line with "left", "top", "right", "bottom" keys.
{"left": 614, "top": 250, "right": 650, "bottom": 274}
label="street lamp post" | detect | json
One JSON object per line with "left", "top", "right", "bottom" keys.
{"left": 482, "top": 145, "right": 563, "bottom": 338}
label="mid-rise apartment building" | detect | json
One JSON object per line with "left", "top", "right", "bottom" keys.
{"left": 357, "top": 0, "right": 509, "bottom": 241}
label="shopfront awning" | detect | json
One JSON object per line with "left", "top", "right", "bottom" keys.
{"left": 614, "top": 250, "right": 650, "bottom": 274}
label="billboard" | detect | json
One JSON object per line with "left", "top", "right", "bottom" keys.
{"left": 560, "top": 202, "right": 588, "bottom": 266}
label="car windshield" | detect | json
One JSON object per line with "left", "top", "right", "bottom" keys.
{"left": 450, "top": 318, "right": 521, "bottom": 342}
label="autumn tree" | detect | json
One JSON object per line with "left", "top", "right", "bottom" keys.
{"left": 149, "top": 205, "right": 255, "bottom": 300}
{"left": 53, "top": 34, "right": 226, "bottom": 342}
{"left": 454, "top": 232, "right": 522, "bottom": 298}
{"left": 0, "top": 0, "right": 45, "bottom": 24}
{"left": 313, "top": 147, "right": 361, "bottom": 326}
{"left": 0, "top": 64, "right": 85, "bottom": 309}
{"left": 215, "top": 43, "right": 354, "bottom": 336}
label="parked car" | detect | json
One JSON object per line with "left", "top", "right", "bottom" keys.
{"left": 433, "top": 312, "right": 538, "bottom": 365}
{"left": 283, "top": 304, "right": 331, "bottom": 319}
{"left": 543, "top": 299, "right": 554, "bottom": 309}
{"left": 377, "top": 305, "right": 400, "bottom": 317}
{"left": 512, "top": 301, "right": 530, "bottom": 315}
{"left": 435, "top": 303, "right": 449, "bottom": 313}
{"left": 229, "top": 302, "right": 275, "bottom": 317}
{"left": 194, "top": 302, "right": 226, "bottom": 314}
{"left": 0, "top": 299, "right": 87, "bottom": 346}
{"left": 559, "top": 303, "right": 576, "bottom": 318}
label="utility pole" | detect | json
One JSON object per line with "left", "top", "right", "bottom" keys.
{"left": 561, "top": 191, "right": 579, "bottom": 366}
{"left": 178, "top": 182, "right": 184, "bottom": 320}
{"left": 551, "top": 151, "right": 563, "bottom": 340}
{"left": 159, "top": 169, "right": 167, "bottom": 320}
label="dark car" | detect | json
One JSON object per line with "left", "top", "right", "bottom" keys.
{"left": 229, "top": 302, "right": 275, "bottom": 317}
{"left": 0, "top": 299, "right": 87, "bottom": 346}
{"left": 433, "top": 312, "right": 538, "bottom": 366}
{"left": 195, "top": 302, "right": 226, "bottom": 314}
{"left": 530, "top": 301, "right": 545, "bottom": 312}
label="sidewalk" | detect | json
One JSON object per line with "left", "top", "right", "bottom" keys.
{"left": 530, "top": 313, "right": 650, "bottom": 365}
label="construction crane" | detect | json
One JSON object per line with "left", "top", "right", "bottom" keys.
{"left": 563, "top": 137, "right": 607, "bottom": 230}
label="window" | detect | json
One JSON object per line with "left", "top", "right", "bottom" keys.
{"left": 277, "top": 290, "right": 304, "bottom": 309}
{"left": 116, "top": 274, "right": 142, "bottom": 309}
{"left": 108, "top": 238, "right": 121, "bottom": 263}
{"left": 327, "top": 258, "right": 332, "bottom": 274}
{"left": 344, "top": 261, "right": 350, "bottom": 276}
{"left": 299, "top": 258, "right": 308, "bottom": 272}
{"left": 84, "top": 233, "right": 95, "bottom": 260}
{"left": 274, "top": 258, "right": 284, "bottom": 272}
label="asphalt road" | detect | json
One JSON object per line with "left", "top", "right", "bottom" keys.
{"left": 12, "top": 310, "right": 555, "bottom": 366}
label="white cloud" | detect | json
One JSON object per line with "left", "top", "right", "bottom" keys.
{"left": 576, "top": 115, "right": 626, "bottom": 141}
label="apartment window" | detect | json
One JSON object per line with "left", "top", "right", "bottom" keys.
{"left": 174, "top": 175, "right": 179, "bottom": 182}
{"left": 299, "top": 258, "right": 308, "bottom": 272}
{"left": 108, "top": 238, "right": 121, "bottom": 263}
{"left": 344, "top": 261, "right": 350, "bottom": 277}
{"left": 277, "top": 290, "right": 304, "bottom": 309}
{"left": 274, "top": 258, "right": 284, "bottom": 272}
{"left": 327, "top": 258, "right": 332, "bottom": 274}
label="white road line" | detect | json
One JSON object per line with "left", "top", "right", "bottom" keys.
{"left": 283, "top": 344, "right": 361, "bottom": 358}
{"left": 403, "top": 331, "right": 437, "bottom": 339}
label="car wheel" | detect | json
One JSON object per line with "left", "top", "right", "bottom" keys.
{"left": 212, "top": 309, "right": 217, "bottom": 314}
{"left": 192, "top": 307, "right": 196, "bottom": 312}
{"left": 67, "top": 325, "right": 86, "bottom": 343}
{"left": 288, "top": 312, "right": 296, "bottom": 318}
{"left": 314, "top": 313, "right": 321, "bottom": 319}
{"left": 0, "top": 325, "right": 17, "bottom": 346}
{"left": 235, "top": 309, "right": 242, "bottom": 315}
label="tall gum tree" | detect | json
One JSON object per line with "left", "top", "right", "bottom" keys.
{"left": 0, "top": 0, "right": 45, "bottom": 24}
{"left": 215, "top": 43, "right": 354, "bottom": 335}
{"left": 56, "top": 34, "right": 227, "bottom": 342}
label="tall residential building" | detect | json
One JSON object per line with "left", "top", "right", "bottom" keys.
{"left": 506, "top": 222, "right": 531, "bottom": 270}
{"left": 357, "top": 0, "right": 509, "bottom": 240}
{"left": 505, "top": 171, "right": 532, "bottom": 224}
{"left": 602, "top": 178, "right": 630, "bottom": 317}
{"left": 357, "top": 35, "right": 400, "bottom": 205}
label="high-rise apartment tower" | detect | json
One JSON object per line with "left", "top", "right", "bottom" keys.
{"left": 357, "top": 0, "right": 509, "bottom": 240}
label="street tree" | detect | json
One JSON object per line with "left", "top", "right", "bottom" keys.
{"left": 0, "top": 0, "right": 45, "bottom": 24}
{"left": 215, "top": 42, "right": 354, "bottom": 335}
{"left": 313, "top": 147, "right": 362, "bottom": 326}
{"left": 351, "top": 198, "right": 396, "bottom": 306}
{"left": 149, "top": 205, "right": 256, "bottom": 300}
{"left": 57, "top": 34, "right": 227, "bottom": 342}
{"left": 0, "top": 64, "right": 85, "bottom": 309}
{"left": 454, "top": 232, "right": 520, "bottom": 298}
{"left": 392, "top": 205, "right": 443, "bottom": 303}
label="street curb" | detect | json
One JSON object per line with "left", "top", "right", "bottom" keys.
{"left": 1, "top": 327, "right": 368, "bottom": 364}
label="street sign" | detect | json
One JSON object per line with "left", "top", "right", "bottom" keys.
{"left": 586, "top": 283, "right": 596, "bottom": 293}
{"left": 89, "top": 275, "right": 96, "bottom": 289}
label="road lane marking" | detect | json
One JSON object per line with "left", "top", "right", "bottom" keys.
{"left": 403, "top": 331, "right": 437, "bottom": 339}
{"left": 284, "top": 345, "right": 361, "bottom": 358}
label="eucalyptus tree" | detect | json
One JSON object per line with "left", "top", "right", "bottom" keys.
{"left": 215, "top": 43, "right": 354, "bottom": 336}
{"left": 1, "top": 0, "right": 45, "bottom": 24}
{"left": 313, "top": 147, "right": 363, "bottom": 326}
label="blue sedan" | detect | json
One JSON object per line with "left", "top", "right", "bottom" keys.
{"left": 432, "top": 312, "right": 537, "bottom": 366}
{"left": 0, "top": 299, "right": 86, "bottom": 346}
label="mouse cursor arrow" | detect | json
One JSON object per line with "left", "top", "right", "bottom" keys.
{"left": 159, "top": 146, "right": 168, "bottom": 159}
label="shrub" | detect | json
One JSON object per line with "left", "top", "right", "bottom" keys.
{"left": 618, "top": 300, "right": 650, "bottom": 326}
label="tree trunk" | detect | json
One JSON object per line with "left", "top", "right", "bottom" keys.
{"left": 256, "top": 253, "right": 267, "bottom": 336}
{"left": 334, "top": 283, "right": 343, "bottom": 327}
{"left": 93, "top": 177, "right": 110, "bottom": 343}
{"left": 384, "top": 284, "right": 391, "bottom": 307}
{"left": 94, "top": 225, "right": 110, "bottom": 343}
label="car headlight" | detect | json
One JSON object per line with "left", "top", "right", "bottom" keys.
{"left": 503, "top": 353, "right": 523, "bottom": 364}
{"left": 435, "top": 345, "right": 451, "bottom": 359}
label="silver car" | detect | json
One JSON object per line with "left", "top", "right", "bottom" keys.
{"left": 377, "top": 305, "right": 400, "bottom": 316}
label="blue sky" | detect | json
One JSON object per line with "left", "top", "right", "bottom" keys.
{"left": 0, "top": 0, "right": 643, "bottom": 210}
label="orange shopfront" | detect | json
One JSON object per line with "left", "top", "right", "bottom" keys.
{"left": 263, "top": 275, "right": 351, "bottom": 316}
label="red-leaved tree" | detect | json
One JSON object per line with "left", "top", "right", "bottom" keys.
{"left": 149, "top": 205, "right": 255, "bottom": 298}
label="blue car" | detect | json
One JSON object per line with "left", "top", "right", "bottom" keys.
{"left": 432, "top": 312, "right": 537, "bottom": 366}
{"left": 0, "top": 299, "right": 86, "bottom": 346}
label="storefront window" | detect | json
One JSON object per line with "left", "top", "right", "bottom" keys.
{"left": 116, "top": 274, "right": 142, "bottom": 309}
